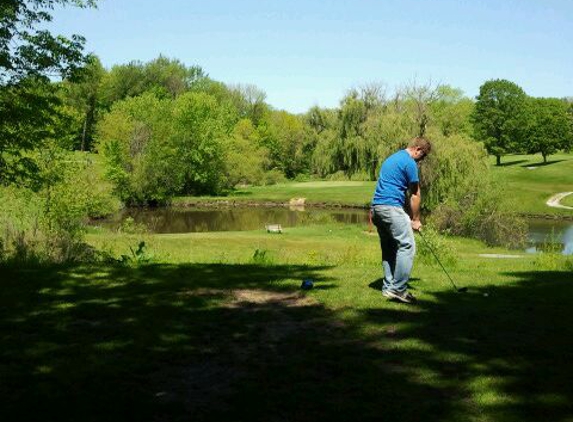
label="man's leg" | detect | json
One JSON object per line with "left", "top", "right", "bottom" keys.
{"left": 377, "top": 224, "right": 397, "bottom": 292}
{"left": 387, "top": 208, "right": 415, "bottom": 293}
{"left": 372, "top": 206, "right": 398, "bottom": 292}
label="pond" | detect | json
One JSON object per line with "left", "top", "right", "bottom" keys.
{"left": 526, "top": 218, "right": 573, "bottom": 255}
{"left": 97, "top": 206, "right": 573, "bottom": 255}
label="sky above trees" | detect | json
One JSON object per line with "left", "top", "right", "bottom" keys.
{"left": 46, "top": 0, "right": 573, "bottom": 113}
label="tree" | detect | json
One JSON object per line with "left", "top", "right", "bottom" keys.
{"left": 1, "top": 0, "right": 97, "bottom": 184}
{"left": 472, "top": 79, "right": 528, "bottom": 165}
{"left": 1, "top": 0, "right": 96, "bottom": 84}
{"left": 224, "top": 119, "right": 267, "bottom": 187}
{"left": 259, "top": 110, "right": 307, "bottom": 179}
{"left": 61, "top": 55, "right": 106, "bottom": 151}
{"left": 100, "top": 56, "right": 206, "bottom": 106}
{"left": 333, "top": 86, "right": 386, "bottom": 178}
{"left": 526, "top": 97, "right": 573, "bottom": 163}
{"left": 0, "top": 79, "right": 62, "bottom": 185}
{"left": 429, "top": 85, "right": 474, "bottom": 137}
{"left": 402, "top": 82, "right": 440, "bottom": 137}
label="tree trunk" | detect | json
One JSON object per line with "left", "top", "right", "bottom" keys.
{"left": 496, "top": 155, "right": 501, "bottom": 166}
{"left": 542, "top": 152, "right": 547, "bottom": 163}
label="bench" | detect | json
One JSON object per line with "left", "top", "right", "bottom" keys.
{"left": 265, "top": 224, "right": 283, "bottom": 233}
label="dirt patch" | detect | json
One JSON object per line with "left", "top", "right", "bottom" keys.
{"left": 229, "top": 289, "right": 315, "bottom": 307}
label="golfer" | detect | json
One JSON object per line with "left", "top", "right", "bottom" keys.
{"left": 371, "top": 137, "right": 431, "bottom": 304}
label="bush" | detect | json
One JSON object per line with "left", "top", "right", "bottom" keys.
{"left": 415, "top": 226, "right": 457, "bottom": 267}
{"left": 429, "top": 182, "right": 528, "bottom": 248}
{"left": 0, "top": 148, "right": 118, "bottom": 264}
{"left": 263, "top": 169, "right": 286, "bottom": 186}
{"left": 421, "top": 132, "right": 527, "bottom": 248}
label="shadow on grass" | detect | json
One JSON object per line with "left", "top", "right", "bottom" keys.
{"left": 1, "top": 264, "right": 573, "bottom": 421}
{"left": 362, "top": 269, "right": 573, "bottom": 421}
{"left": 521, "top": 159, "right": 565, "bottom": 168}
{"left": 497, "top": 159, "right": 529, "bottom": 167}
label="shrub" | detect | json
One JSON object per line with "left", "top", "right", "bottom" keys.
{"left": 0, "top": 149, "right": 118, "bottom": 264}
{"left": 422, "top": 132, "right": 527, "bottom": 248}
{"left": 263, "top": 169, "right": 286, "bottom": 186}
{"left": 415, "top": 226, "right": 457, "bottom": 267}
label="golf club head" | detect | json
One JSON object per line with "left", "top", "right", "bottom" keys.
{"left": 457, "top": 287, "right": 468, "bottom": 293}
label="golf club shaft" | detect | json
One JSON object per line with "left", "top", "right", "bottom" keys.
{"left": 418, "top": 230, "right": 461, "bottom": 291}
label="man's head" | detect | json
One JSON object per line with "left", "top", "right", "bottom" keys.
{"left": 407, "top": 137, "right": 431, "bottom": 162}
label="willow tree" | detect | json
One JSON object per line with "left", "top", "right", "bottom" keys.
{"left": 334, "top": 85, "right": 387, "bottom": 178}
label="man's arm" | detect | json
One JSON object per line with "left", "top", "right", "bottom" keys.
{"left": 409, "top": 182, "right": 422, "bottom": 231}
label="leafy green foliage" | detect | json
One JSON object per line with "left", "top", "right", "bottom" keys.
{"left": 225, "top": 119, "right": 268, "bottom": 186}
{"left": 0, "top": 0, "right": 96, "bottom": 84}
{"left": 526, "top": 97, "right": 573, "bottom": 162}
{"left": 472, "top": 79, "right": 529, "bottom": 165}
{"left": 0, "top": 79, "right": 81, "bottom": 185}
{"left": 429, "top": 85, "right": 474, "bottom": 137}
{"left": 120, "top": 241, "right": 152, "bottom": 265}
{"left": 60, "top": 55, "right": 106, "bottom": 151}
{"left": 259, "top": 110, "right": 309, "bottom": 178}
{"left": 96, "top": 91, "right": 234, "bottom": 204}
{"left": 1, "top": 0, "right": 97, "bottom": 184}
{"left": 0, "top": 147, "right": 117, "bottom": 263}
{"left": 101, "top": 55, "right": 206, "bottom": 105}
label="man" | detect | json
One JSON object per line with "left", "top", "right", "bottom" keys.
{"left": 371, "top": 137, "right": 431, "bottom": 304}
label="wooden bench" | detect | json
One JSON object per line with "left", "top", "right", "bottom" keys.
{"left": 265, "top": 224, "right": 283, "bottom": 233}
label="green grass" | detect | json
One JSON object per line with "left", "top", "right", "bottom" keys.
{"left": 2, "top": 224, "right": 573, "bottom": 421}
{"left": 489, "top": 153, "right": 573, "bottom": 217}
{"left": 175, "top": 180, "right": 375, "bottom": 207}
{"left": 561, "top": 192, "right": 573, "bottom": 208}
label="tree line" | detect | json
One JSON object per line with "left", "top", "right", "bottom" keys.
{"left": 2, "top": 52, "right": 571, "bottom": 203}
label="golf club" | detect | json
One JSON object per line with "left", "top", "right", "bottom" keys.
{"left": 418, "top": 230, "right": 467, "bottom": 293}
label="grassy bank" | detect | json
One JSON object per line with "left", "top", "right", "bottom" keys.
{"left": 2, "top": 224, "right": 573, "bottom": 421}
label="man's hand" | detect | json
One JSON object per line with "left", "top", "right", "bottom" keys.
{"left": 411, "top": 219, "right": 422, "bottom": 231}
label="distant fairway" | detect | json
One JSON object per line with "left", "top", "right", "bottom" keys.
{"left": 490, "top": 153, "right": 573, "bottom": 217}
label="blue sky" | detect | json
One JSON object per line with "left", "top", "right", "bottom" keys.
{"left": 48, "top": 0, "right": 572, "bottom": 113}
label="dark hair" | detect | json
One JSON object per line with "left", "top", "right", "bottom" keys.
{"left": 409, "top": 137, "right": 431, "bottom": 155}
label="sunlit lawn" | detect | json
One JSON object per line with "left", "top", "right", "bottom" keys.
{"left": 175, "top": 180, "right": 375, "bottom": 207}
{"left": 489, "top": 153, "right": 573, "bottom": 217}
{"left": 560, "top": 192, "right": 573, "bottom": 208}
{"left": 2, "top": 223, "right": 573, "bottom": 421}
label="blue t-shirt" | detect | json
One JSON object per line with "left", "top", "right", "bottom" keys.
{"left": 372, "top": 149, "right": 419, "bottom": 207}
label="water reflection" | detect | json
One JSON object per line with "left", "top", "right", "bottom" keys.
{"left": 526, "top": 219, "right": 573, "bottom": 255}
{"left": 100, "top": 206, "right": 370, "bottom": 233}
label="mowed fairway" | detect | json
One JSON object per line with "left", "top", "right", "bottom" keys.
{"left": 490, "top": 153, "right": 573, "bottom": 217}
{"left": 2, "top": 224, "right": 573, "bottom": 421}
